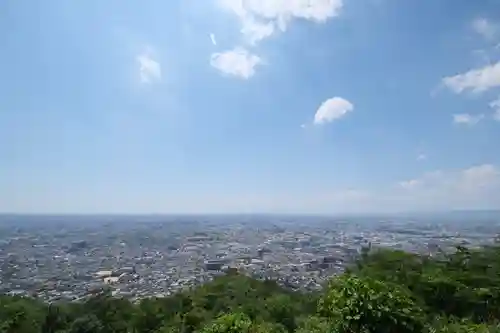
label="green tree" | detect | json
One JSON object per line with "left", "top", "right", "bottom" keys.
{"left": 294, "top": 316, "right": 333, "bottom": 333}
{"left": 41, "top": 303, "right": 69, "bottom": 333}
{"left": 263, "top": 294, "right": 297, "bottom": 332}
{"left": 427, "top": 316, "right": 499, "bottom": 333}
{"left": 200, "top": 313, "right": 252, "bottom": 333}
{"left": 82, "top": 293, "right": 133, "bottom": 333}
{"left": 133, "top": 298, "right": 170, "bottom": 333}
{"left": 250, "top": 321, "right": 287, "bottom": 333}
{"left": 0, "top": 296, "right": 44, "bottom": 333}
{"left": 68, "top": 314, "right": 104, "bottom": 333}
{"left": 318, "top": 274, "right": 424, "bottom": 333}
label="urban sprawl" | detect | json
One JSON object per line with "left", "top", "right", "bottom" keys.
{"left": 0, "top": 214, "right": 498, "bottom": 303}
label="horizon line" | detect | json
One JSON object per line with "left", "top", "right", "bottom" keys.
{"left": 1, "top": 209, "right": 499, "bottom": 217}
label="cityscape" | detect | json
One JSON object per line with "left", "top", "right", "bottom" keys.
{"left": 1, "top": 212, "right": 499, "bottom": 304}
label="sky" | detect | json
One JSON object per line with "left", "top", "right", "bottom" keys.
{"left": 1, "top": 0, "right": 500, "bottom": 214}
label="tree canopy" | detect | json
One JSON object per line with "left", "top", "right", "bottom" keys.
{"left": 2, "top": 244, "right": 500, "bottom": 332}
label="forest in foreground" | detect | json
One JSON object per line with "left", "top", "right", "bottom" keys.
{"left": 2, "top": 243, "right": 500, "bottom": 333}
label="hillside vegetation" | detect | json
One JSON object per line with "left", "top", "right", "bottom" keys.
{"left": 2, "top": 244, "right": 500, "bottom": 333}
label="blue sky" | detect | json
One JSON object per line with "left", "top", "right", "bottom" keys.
{"left": 1, "top": 0, "right": 500, "bottom": 214}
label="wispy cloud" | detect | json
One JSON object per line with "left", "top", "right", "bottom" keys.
{"left": 417, "top": 153, "right": 427, "bottom": 161}
{"left": 399, "top": 179, "right": 421, "bottom": 190}
{"left": 472, "top": 18, "right": 499, "bottom": 41}
{"left": 398, "top": 164, "right": 500, "bottom": 196}
{"left": 442, "top": 61, "right": 500, "bottom": 94}
{"left": 490, "top": 97, "right": 500, "bottom": 121}
{"left": 313, "top": 97, "right": 354, "bottom": 125}
{"left": 210, "top": 33, "right": 217, "bottom": 46}
{"left": 452, "top": 113, "right": 484, "bottom": 125}
{"left": 304, "top": 164, "right": 500, "bottom": 213}
{"left": 210, "top": 47, "right": 261, "bottom": 79}
{"left": 240, "top": 16, "right": 275, "bottom": 45}
{"left": 137, "top": 53, "right": 161, "bottom": 84}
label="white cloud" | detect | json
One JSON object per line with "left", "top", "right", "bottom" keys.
{"left": 399, "top": 179, "right": 421, "bottom": 190}
{"left": 223, "top": 0, "right": 344, "bottom": 24}
{"left": 399, "top": 166, "right": 499, "bottom": 193}
{"left": 452, "top": 113, "right": 484, "bottom": 125}
{"left": 313, "top": 97, "right": 353, "bottom": 125}
{"left": 137, "top": 53, "right": 162, "bottom": 84}
{"left": 391, "top": 164, "right": 500, "bottom": 210}
{"left": 213, "top": 0, "right": 344, "bottom": 78}
{"left": 490, "top": 97, "right": 500, "bottom": 121}
{"left": 472, "top": 18, "right": 498, "bottom": 41}
{"left": 441, "top": 24, "right": 500, "bottom": 123}
{"left": 210, "top": 47, "right": 262, "bottom": 79}
{"left": 210, "top": 33, "right": 217, "bottom": 45}
{"left": 289, "top": 164, "right": 500, "bottom": 213}
{"left": 241, "top": 17, "right": 275, "bottom": 45}
{"left": 398, "top": 170, "right": 443, "bottom": 190}
{"left": 460, "top": 164, "right": 499, "bottom": 189}
{"left": 219, "top": 0, "right": 343, "bottom": 43}
{"left": 442, "top": 61, "right": 500, "bottom": 93}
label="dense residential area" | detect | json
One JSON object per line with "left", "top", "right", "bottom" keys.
{"left": 0, "top": 214, "right": 494, "bottom": 301}
{"left": 1, "top": 214, "right": 500, "bottom": 332}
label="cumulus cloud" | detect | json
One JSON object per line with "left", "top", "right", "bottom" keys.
{"left": 313, "top": 97, "right": 354, "bottom": 125}
{"left": 472, "top": 18, "right": 499, "bottom": 41}
{"left": 210, "top": 47, "right": 262, "bottom": 79}
{"left": 452, "top": 113, "right": 484, "bottom": 125}
{"left": 137, "top": 53, "right": 162, "bottom": 84}
{"left": 442, "top": 61, "right": 500, "bottom": 94}
{"left": 212, "top": 0, "right": 344, "bottom": 78}
{"left": 219, "top": 0, "right": 344, "bottom": 43}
